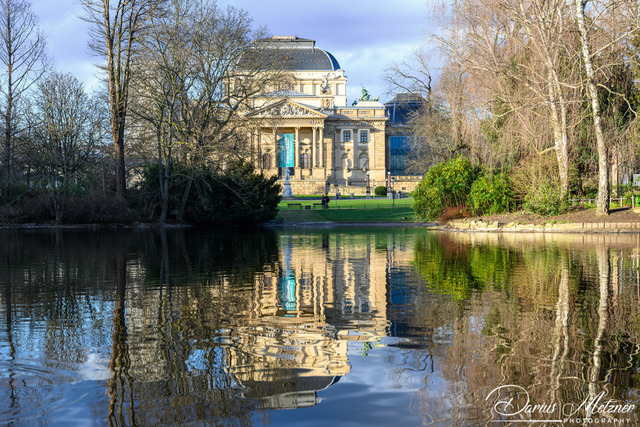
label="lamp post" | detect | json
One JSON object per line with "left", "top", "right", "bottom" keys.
{"left": 391, "top": 177, "right": 396, "bottom": 207}
{"left": 366, "top": 171, "right": 371, "bottom": 199}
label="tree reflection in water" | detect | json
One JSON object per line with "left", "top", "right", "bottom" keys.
{"left": 0, "top": 229, "right": 639, "bottom": 425}
{"left": 412, "top": 232, "right": 640, "bottom": 424}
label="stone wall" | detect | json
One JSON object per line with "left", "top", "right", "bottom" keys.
{"left": 390, "top": 176, "right": 422, "bottom": 193}
{"left": 284, "top": 179, "right": 327, "bottom": 195}
{"left": 280, "top": 179, "right": 378, "bottom": 196}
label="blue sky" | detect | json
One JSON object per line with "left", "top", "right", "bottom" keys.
{"left": 30, "top": 0, "right": 435, "bottom": 103}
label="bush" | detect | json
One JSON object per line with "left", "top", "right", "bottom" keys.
{"left": 524, "top": 181, "right": 567, "bottom": 216}
{"left": 374, "top": 186, "right": 387, "bottom": 196}
{"left": 141, "top": 161, "right": 282, "bottom": 225}
{"left": 11, "top": 193, "right": 54, "bottom": 223}
{"left": 63, "top": 192, "right": 134, "bottom": 223}
{"left": 0, "top": 190, "right": 136, "bottom": 224}
{"left": 468, "top": 174, "right": 514, "bottom": 215}
{"left": 413, "top": 156, "right": 479, "bottom": 221}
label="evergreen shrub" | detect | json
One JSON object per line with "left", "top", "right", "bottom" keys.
{"left": 413, "top": 156, "right": 479, "bottom": 221}
{"left": 374, "top": 186, "right": 387, "bottom": 196}
{"left": 524, "top": 181, "right": 566, "bottom": 216}
{"left": 468, "top": 174, "right": 514, "bottom": 215}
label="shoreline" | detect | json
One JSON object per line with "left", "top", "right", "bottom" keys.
{"left": 4, "top": 219, "right": 640, "bottom": 233}
{"left": 445, "top": 219, "right": 640, "bottom": 233}
{"left": 263, "top": 221, "right": 436, "bottom": 228}
{"left": 0, "top": 223, "right": 194, "bottom": 230}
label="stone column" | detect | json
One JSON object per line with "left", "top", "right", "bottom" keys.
{"left": 369, "top": 128, "right": 375, "bottom": 171}
{"left": 333, "top": 129, "right": 340, "bottom": 171}
{"left": 312, "top": 127, "right": 317, "bottom": 168}
{"left": 250, "top": 130, "right": 256, "bottom": 169}
{"left": 319, "top": 127, "right": 324, "bottom": 168}
{"left": 257, "top": 128, "right": 262, "bottom": 164}
{"left": 274, "top": 128, "right": 279, "bottom": 174}
{"left": 353, "top": 129, "right": 359, "bottom": 169}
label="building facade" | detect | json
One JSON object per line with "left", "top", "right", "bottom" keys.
{"left": 244, "top": 36, "right": 391, "bottom": 195}
{"left": 384, "top": 93, "right": 425, "bottom": 193}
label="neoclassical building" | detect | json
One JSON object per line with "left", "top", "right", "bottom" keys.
{"left": 244, "top": 36, "right": 391, "bottom": 195}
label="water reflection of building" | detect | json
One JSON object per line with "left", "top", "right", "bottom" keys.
{"left": 224, "top": 232, "right": 406, "bottom": 409}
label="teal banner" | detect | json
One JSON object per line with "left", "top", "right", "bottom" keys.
{"left": 278, "top": 133, "right": 294, "bottom": 168}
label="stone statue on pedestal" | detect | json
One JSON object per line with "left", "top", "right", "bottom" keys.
{"left": 282, "top": 168, "right": 293, "bottom": 198}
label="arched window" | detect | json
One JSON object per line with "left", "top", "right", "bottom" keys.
{"left": 262, "top": 153, "right": 271, "bottom": 169}
{"left": 301, "top": 152, "right": 310, "bottom": 169}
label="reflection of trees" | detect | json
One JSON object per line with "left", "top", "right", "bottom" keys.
{"left": 1, "top": 237, "right": 16, "bottom": 410}
{"left": 4, "top": 227, "right": 638, "bottom": 424}
{"left": 0, "top": 228, "right": 282, "bottom": 424}
{"left": 0, "top": 230, "right": 130, "bottom": 420}
{"left": 108, "top": 248, "right": 134, "bottom": 426}
{"left": 586, "top": 246, "right": 610, "bottom": 417}
{"left": 412, "top": 233, "right": 640, "bottom": 424}
{"left": 413, "top": 233, "right": 518, "bottom": 300}
{"left": 120, "top": 228, "right": 281, "bottom": 425}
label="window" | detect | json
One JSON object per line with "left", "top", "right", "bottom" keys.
{"left": 301, "top": 152, "right": 310, "bottom": 169}
{"left": 360, "top": 131, "right": 368, "bottom": 143}
{"left": 343, "top": 131, "right": 351, "bottom": 143}
{"left": 390, "top": 135, "right": 411, "bottom": 175}
{"left": 262, "top": 153, "right": 271, "bottom": 169}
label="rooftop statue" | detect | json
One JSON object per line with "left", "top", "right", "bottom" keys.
{"left": 361, "top": 87, "right": 371, "bottom": 101}
{"left": 353, "top": 87, "right": 380, "bottom": 105}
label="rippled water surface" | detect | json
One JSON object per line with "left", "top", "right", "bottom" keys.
{"left": 1, "top": 228, "right": 639, "bottom": 425}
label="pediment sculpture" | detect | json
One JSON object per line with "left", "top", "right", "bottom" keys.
{"left": 257, "top": 102, "right": 313, "bottom": 117}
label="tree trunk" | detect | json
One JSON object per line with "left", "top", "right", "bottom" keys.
{"left": 3, "top": 71, "right": 12, "bottom": 197}
{"left": 544, "top": 62, "right": 571, "bottom": 198}
{"left": 157, "top": 126, "right": 170, "bottom": 224}
{"left": 110, "top": 91, "right": 127, "bottom": 200}
{"left": 548, "top": 85, "right": 570, "bottom": 197}
{"left": 115, "top": 136, "right": 126, "bottom": 200}
{"left": 576, "top": 0, "right": 609, "bottom": 216}
{"left": 177, "top": 169, "right": 194, "bottom": 223}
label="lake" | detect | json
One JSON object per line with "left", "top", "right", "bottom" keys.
{"left": 0, "top": 227, "right": 639, "bottom": 425}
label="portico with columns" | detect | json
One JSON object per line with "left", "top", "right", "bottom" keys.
{"left": 247, "top": 99, "right": 387, "bottom": 195}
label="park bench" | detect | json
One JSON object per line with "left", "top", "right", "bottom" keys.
{"left": 287, "top": 203, "right": 302, "bottom": 210}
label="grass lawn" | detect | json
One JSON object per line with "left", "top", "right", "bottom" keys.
{"left": 278, "top": 198, "right": 413, "bottom": 210}
{"left": 276, "top": 198, "right": 417, "bottom": 223}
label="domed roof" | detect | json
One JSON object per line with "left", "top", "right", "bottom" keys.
{"left": 257, "top": 36, "right": 341, "bottom": 71}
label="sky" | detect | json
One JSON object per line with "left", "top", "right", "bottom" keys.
{"left": 30, "top": 0, "right": 435, "bottom": 103}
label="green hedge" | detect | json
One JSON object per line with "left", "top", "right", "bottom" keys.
{"left": 413, "top": 156, "right": 479, "bottom": 221}
{"left": 468, "top": 174, "right": 514, "bottom": 215}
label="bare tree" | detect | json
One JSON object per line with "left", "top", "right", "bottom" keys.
{"left": 575, "top": 0, "right": 609, "bottom": 215}
{"left": 82, "top": 0, "right": 165, "bottom": 200}
{"left": 445, "top": 0, "right": 581, "bottom": 196}
{"left": 0, "top": 0, "right": 48, "bottom": 195}
{"left": 385, "top": 46, "right": 434, "bottom": 111}
{"left": 130, "top": 0, "right": 193, "bottom": 223}
{"left": 28, "top": 72, "right": 104, "bottom": 223}
{"left": 130, "top": 0, "right": 288, "bottom": 222}
{"left": 385, "top": 49, "right": 478, "bottom": 170}
{"left": 573, "top": 0, "right": 640, "bottom": 215}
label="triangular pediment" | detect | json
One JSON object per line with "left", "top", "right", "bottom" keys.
{"left": 249, "top": 100, "right": 327, "bottom": 119}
